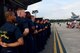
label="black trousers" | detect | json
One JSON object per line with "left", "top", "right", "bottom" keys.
{"left": 1, "top": 47, "right": 18, "bottom": 53}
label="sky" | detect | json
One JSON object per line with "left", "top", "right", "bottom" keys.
{"left": 27, "top": 0, "right": 80, "bottom": 19}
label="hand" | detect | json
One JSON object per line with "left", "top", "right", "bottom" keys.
{"left": 45, "top": 26, "right": 48, "bottom": 29}
{"left": 0, "top": 41, "right": 2, "bottom": 45}
{"left": 34, "top": 30, "right": 38, "bottom": 34}
{"left": 43, "top": 28, "right": 45, "bottom": 30}
{"left": 0, "top": 42, "right": 8, "bottom": 47}
{"left": 23, "top": 28, "right": 29, "bottom": 36}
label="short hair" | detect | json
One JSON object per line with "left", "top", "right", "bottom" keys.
{"left": 5, "top": 11, "right": 15, "bottom": 22}
{"left": 16, "top": 8, "right": 25, "bottom": 14}
{"left": 16, "top": 8, "right": 25, "bottom": 11}
{"left": 25, "top": 11, "right": 31, "bottom": 15}
{"left": 16, "top": 8, "right": 25, "bottom": 16}
{"left": 25, "top": 11, "right": 31, "bottom": 19}
{"left": 31, "top": 15, "right": 34, "bottom": 17}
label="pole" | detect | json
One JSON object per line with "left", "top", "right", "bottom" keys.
{"left": 35, "top": 13, "right": 37, "bottom": 17}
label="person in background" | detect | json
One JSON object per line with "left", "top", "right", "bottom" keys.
{"left": 25, "top": 11, "right": 36, "bottom": 53}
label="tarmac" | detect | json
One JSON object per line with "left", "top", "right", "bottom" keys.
{"left": 40, "top": 23, "right": 80, "bottom": 53}
{"left": 55, "top": 23, "right": 80, "bottom": 53}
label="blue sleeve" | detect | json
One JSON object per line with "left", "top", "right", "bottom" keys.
{"left": 23, "top": 20, "right": 28, "bottom": 28}
{"left": 29, "top": 20, "right": 34, "bottom": 27}
{"left": 25, "top": 18, "right": 34, "bottom": 26}
{"left": 15, "top": 27, "right": 23, "bottom": 39}
{"left": 23, "top": 21, "right": 29, "bottom": 29}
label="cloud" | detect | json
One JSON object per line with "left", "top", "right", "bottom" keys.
{"left": 27, "top": 0, "right": 80, "bottom": 19}
{"left": 61, "top": 2, "right": 80, "bottom": 17}
{"left": 62, "top": 2, "right": 80, "bottom": 10}
{"left": 27, "top": 2, "right": 41, "bottom": 12}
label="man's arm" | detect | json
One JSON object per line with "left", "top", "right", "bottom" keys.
{"left": 0, "top": 37, "right": 2, "bottom": 45}
{"left": 7, "top": 37, "right": 24, "bottom": 47}
{"left": 1, "top": 37, "right": 24, "bottom": 47}
{"left": 23, "top": 28, "right": 29, "bottom": 36}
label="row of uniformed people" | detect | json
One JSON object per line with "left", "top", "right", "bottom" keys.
{"left": 16, "top": 8, "right": 51, "bottom": 53}
{"left": 0, "top": 8, "right": 51, "bottom": 53}
{"left": 34, "top": 18, "right": 51, "bottom": 52}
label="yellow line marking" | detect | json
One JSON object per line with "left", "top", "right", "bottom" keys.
{"left": 53, "top": 24, "right": 57, "bottom": 53}
{"left": 55, "top": 26, "right": 63, "bottom": 53}
{"left": 54, "top": 32, "right": 57, "bottom": 53}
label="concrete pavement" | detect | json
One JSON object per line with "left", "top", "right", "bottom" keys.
{"left": 55, "top": 23, "right": 80, "bottom": 53}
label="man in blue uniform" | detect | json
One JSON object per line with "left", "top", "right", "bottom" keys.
{"left": 16, "top": 8, "right": 29, "bottom": 53}
{"left": 0, "top": 11, "right": 24, "bottom": 53}
{"left": 25, "top": 12, "right": 36, "bottom": 53}
{"left": 34, "top": 18, "right": 45, "bottom": 52}
{"left": 44, "top": 19, "right": 51, "bottom": 38}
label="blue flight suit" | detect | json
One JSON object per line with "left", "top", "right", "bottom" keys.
{"left": 47, "top": 22, "right": 51, "bottom": 37}
{"left": 44, "top": 23, "right": 49, "bottom": 39}
{"left": 33, "top": 22, "right": 40, "bottom": 52}
{"left": 0, "top": 46, "right": 2, "bottom": 53}
{"left": 39, "top": 24, "right": 46, "bottom": 51}
{"left": 45, "top": 22, "right": 51, "bottom": 39}
{"left": 16, "top": 17, "right": 29, "bottom": 53}
{"left": 43, "top": 23, "right": 47, "bottom": 38}
{"left": 25, "top": 18, "right": 36, "bottom": 53}
{"left": 16, "top": 17, "right": 28, "bottom": 33}
{"left": 0, "top": 22, "right": 22, "bottom": 53}
{"left": 35, "top": 23, "right": 43, "bottom": 52}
